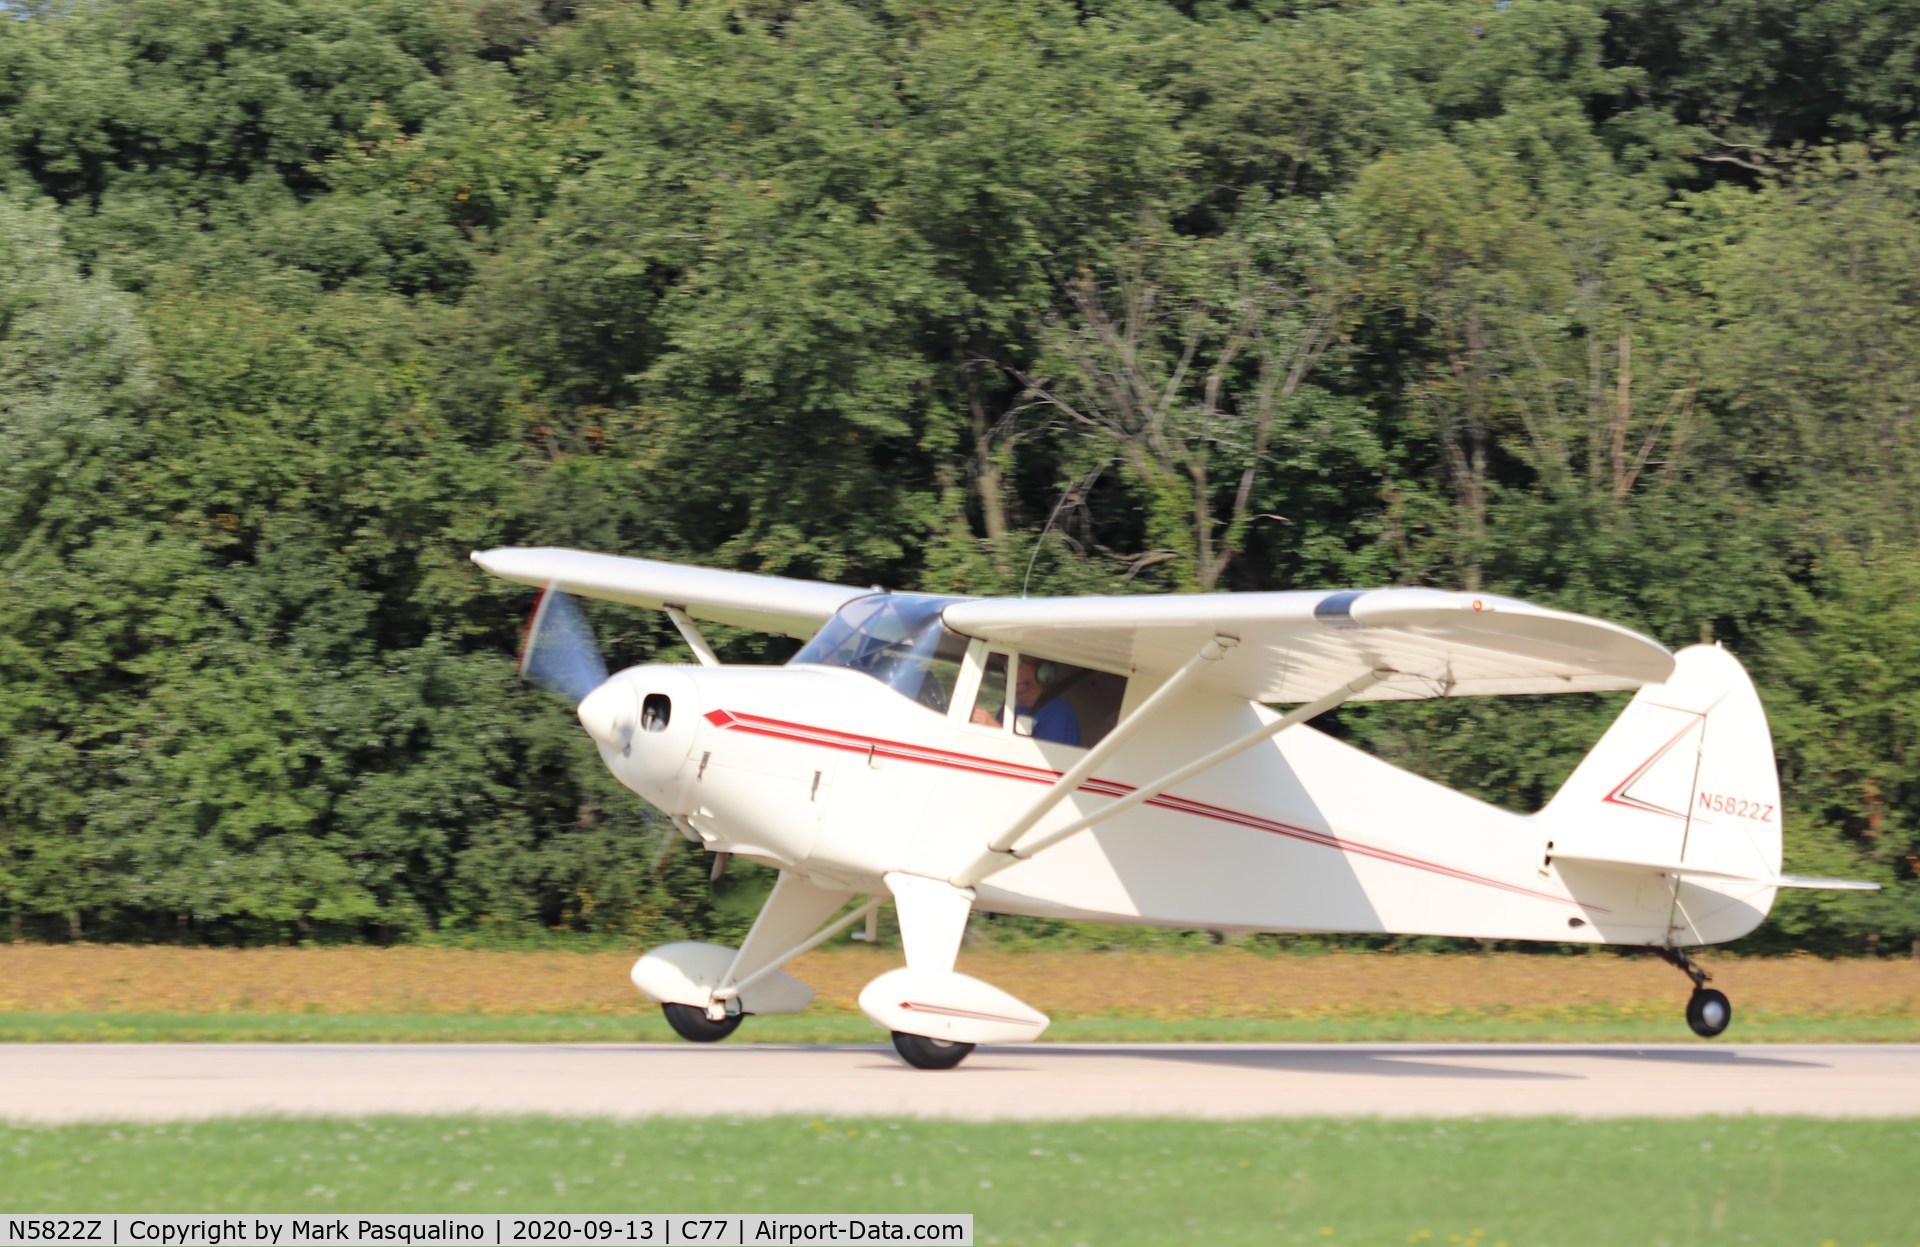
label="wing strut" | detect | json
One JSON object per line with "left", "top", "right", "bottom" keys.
{"left": 953, "top": 667, "right": 1390, "bottom": 888}
{"left": 664, "top": 605, "right": 721, "bottom": 667}
{"left": 952, "top": 672, "right": 1390, "bottom": 883}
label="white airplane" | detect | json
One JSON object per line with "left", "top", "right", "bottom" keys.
{"left": 473, "top": 547, "right": 1876, "bottom": 1068}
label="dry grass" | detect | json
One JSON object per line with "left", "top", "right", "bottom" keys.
{"left": 2, "top": 943, "right": 1917, "bottom": 1022}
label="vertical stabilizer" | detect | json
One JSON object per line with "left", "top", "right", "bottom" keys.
{"left": 1539, "top": 644, "right": 1782, "bottom": 943}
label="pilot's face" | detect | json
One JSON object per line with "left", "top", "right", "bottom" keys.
{"left": 1015, "top": 659, "right": 1042, "bottom": 706}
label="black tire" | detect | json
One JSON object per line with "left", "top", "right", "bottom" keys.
{"left": 1686, "top": 988, "right": 1732, "bottom": 1038}
{"left": 663, "top": 1002, "right": 743, "bottom": 1043}
{"left": 891, "top": 1031, "right": 975, "bottom": 1070}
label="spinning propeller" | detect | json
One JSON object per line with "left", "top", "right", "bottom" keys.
{"left": 515, "top": 582, "right": 700, "bottom": 874}
{"left": 519, "top": 586, "right": 609, "bottom": 706}
{"left": 521, "top": 587, "right": 639, "bottom": 752}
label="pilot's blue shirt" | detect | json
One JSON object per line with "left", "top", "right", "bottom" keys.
{"left": 1021, "top": 698, "right": 1081, "bottom": 747}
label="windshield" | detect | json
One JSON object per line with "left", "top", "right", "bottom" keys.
{"left": 790, "top": 594, "right": 968, "bottom": 712}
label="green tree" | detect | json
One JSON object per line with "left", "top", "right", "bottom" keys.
{"left": 0, "top": 194, "right": 160, "bottom": 937}
{"left": 1600, "top": 0, "right": 1920, "bottom": 155}
{"left": 470, "top": 0, "right": 1179, "bottom": 587}
{"left": 1016, "top": 201, "right": 1371, "bottom": 590}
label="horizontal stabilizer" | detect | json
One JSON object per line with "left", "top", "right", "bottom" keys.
{"left": 1553, "top": 851, "right": 1878, "bottom": 892}
{"left": 1776, "top": 874, "right": 1881, "bottom": 892}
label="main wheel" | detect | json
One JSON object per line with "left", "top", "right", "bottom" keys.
{"left": 1686, "top": 988, "right": 1732, "bottom": 1038}
{"left": 663, "top": 1002, "right": 743, "bottom": 1043}
{"left": 891, "top": 1031, "right": 975, "bottom": 1070}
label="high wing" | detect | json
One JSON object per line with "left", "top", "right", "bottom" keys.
{"left": 472, "top": 548, "right": 1674, "bottom": 700}
{"left": 942, "top": 588, "right": 1675, "bottom": 703}
{"left": 471, "top": 547, "right": 868, "bottom": 640}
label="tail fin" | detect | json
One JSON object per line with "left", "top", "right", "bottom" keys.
{"left": 1539, "top": 644, "right": 1784, "bottom": 943}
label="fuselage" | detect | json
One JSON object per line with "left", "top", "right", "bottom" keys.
{"left": 582, "top": 644, "right": 1752, "bottom": 947}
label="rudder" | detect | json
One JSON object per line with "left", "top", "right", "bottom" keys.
{"left": 1539, "top": 644, "right": 1782, "bottom": 943}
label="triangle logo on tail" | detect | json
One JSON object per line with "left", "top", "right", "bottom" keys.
{"left": 1602, "top": 712, "right": 1705, "bottom": 821}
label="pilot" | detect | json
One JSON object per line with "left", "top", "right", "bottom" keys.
{"left": 970, "top": 656, "right": 1082, "bottom": 745}
{"left": 1013, "top": 657, "right": 1080, "bottom": 746}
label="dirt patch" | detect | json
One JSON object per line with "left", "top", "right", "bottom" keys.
{"left": 2, "top": 944, "right": 1916, "bottom": 1020}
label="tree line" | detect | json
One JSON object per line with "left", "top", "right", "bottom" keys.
{"left": 1, "top": 0, "right": 1916, "bottom": 952}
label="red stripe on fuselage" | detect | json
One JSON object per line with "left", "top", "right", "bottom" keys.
{"left": 702, "top": 708, "right": 1602, "bottom": 912}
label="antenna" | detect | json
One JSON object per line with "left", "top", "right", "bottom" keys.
{"left": 1020, "top": 466, "right": 1103, "bottom": 598}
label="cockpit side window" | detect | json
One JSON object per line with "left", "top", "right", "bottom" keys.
{"left": 1009, "top": 654, "right": 1128, "bottom": 748}
{"left": 790, "top": 593, "right": 968, "bottom": 712}
{"left": 968, "top": 651, "right": 1011, "bottom": 732}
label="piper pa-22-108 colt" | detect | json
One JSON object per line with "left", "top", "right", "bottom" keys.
{"left": 472, "top": 548, "right": 1875, "bottom": 1069}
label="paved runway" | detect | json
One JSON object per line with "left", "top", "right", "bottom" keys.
{"left": 4, "top": 1042, "right": 1918, "bottom": 1122}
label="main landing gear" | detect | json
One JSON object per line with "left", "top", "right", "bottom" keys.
{"left": 891, "top": 1031, "right": 975, "bottom": 1071}
{"left": 1659, "top": 946, "right": 1732, "bottom": 1038}
{"left": 662, "top": 1001, "right": 744, "bottom": 1043}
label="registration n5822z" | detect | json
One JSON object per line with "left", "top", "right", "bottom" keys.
{"left": 7, "top": 1224, "right": 105, "bottom": 1243}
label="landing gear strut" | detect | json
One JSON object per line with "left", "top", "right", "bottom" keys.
{"left": 1658, "top": 946, "right": 1732, "bottom": 1038}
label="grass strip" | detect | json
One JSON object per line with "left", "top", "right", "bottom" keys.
{"left": 0, "top": 1010, "right": 1914, "bottom": 1044}
{"left": 0, "top": 1115, "right": 1914, "bottom": 1245}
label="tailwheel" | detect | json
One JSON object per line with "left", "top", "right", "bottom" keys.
{"left": 1658, "top": 947, "right": 1732, "bottom": 1039}
{"left": 1686, "top": 988, "right": 1732, "bottom": 1039}
{"left": 891, "top": 1031, "right": 974, "bottom": 1070}
{"left": 662, "top": 1002, "right": 743, "bottom": 1043}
